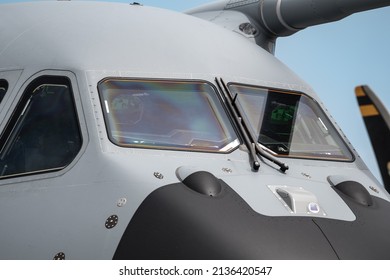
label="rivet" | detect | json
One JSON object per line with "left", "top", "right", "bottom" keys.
{"left": 222, "top": 167, "right": 233, "bottom": 173}
{"left": 369, "top": 186, "right": 379, "bottom": 193}
{"left": 117, "top": 198, "right": 127, "bottom": 207}
{"left": 301, "top": 172, "right": 311, "bottom": 179}
{"left": 154, "top": 172, "right": 164, "bottom": 179}
{"left": 105, "top": 215, "right": 119, "bottom": 229}
{"left": 53, "top": 252, "right": 65, "bottom": 260}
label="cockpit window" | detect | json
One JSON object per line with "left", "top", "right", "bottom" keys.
{"left": 229, "top": 84, "right": 354, "bottom": 161}
{"left": 98, "top": 79, "right": 239, "bottom": 152}
{"left": 0, "top": 79, "right": 8, "bottom": 104}
{"left": 0, "top": 76, "right": 82, "bottom": 178}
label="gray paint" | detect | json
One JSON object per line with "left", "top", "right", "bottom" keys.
{"left": 0, "top": 1, "right": 389, "bottom": 259}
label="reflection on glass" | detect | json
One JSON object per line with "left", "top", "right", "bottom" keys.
{"left": 229, "top": 84, "right": 353, "bottom": 161}
{"left": 99, "top": 79, "right": 239, "bottom": 152}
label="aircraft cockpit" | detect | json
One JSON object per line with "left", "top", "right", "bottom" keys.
{"left": 98, "top": 78, "right": 353, "bottom": 165}
{"left": 0, "top": 74, "right": 355, "bottom": 180}
{"left": 1, "top": 0, "right": 390, "bottom": 261}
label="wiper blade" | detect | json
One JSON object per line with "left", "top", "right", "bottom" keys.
{"left": 215, "top": 78, "right": 288, "bottom": 173}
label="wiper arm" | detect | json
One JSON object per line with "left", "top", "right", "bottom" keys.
{"left": 215, "top": 78, "right": 288, "bottom": 173}
{"left": 215, "top": 78, "right": 260, "bottom": 171}
{"left": 255, "top": 142, "right": 289, "bottom": 172}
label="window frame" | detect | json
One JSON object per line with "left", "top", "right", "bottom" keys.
{"left": 0, "top": 79, "right": 8, "bottom": 104}
{"left": 97, "top": 78, "right": 240, "bottom": 154}
{"left": 228, "top": 82, "right": 355, "bottom": 162}
{"left": 0, "top": 74, "right": 84, "bottom": 180}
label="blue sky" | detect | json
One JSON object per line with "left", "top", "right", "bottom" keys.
{"left": 1, "top": 0, "right": 389, "bottom": 183}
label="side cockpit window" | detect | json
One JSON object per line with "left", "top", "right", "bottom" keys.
{"left": 0, "top": 76, "right": 82, "bottom": 178}
{"left": 0, "top": 79, "right": 8, "bottom": 104}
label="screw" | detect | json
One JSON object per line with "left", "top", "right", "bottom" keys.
{"left": 154, "top": 172, "right": 164, "bottom": 179}
{"left": 301, "top": 172, "right": 311, "bottom": 179}
{"left": 117, "top": 198, "right": 127, "bottom": 207}
{"left": 53, "top": 252, "right": 65, "bottom": 260}
{"left": 369, "top": 186, "right": 379, "bottom": 193}
{"left": 222, "top": 167, "right": 233, "bottom": 173}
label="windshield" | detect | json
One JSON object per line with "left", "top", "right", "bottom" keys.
{"left": 229, "top": 84, "right": 353, "bottom": 161}
{"left": 98, "top": 79, "right": 239, "bottom": 152}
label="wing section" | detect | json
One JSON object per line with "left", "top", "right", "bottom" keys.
{"left": 186, "top": 0, "right": 390, "bottom": 53}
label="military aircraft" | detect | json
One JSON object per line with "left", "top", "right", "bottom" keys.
{"left": 355, "top": 85, "right": 390, "bottom": 192}
{"left": 1, "top": 0, "right": 390, "bottom": 260}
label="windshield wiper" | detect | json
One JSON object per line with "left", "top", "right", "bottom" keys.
{"left": 215, "top": 78, "right": 288, "bottom": 173}
{"left": 215, "top": 78, "right": 259, "bottom": 171}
